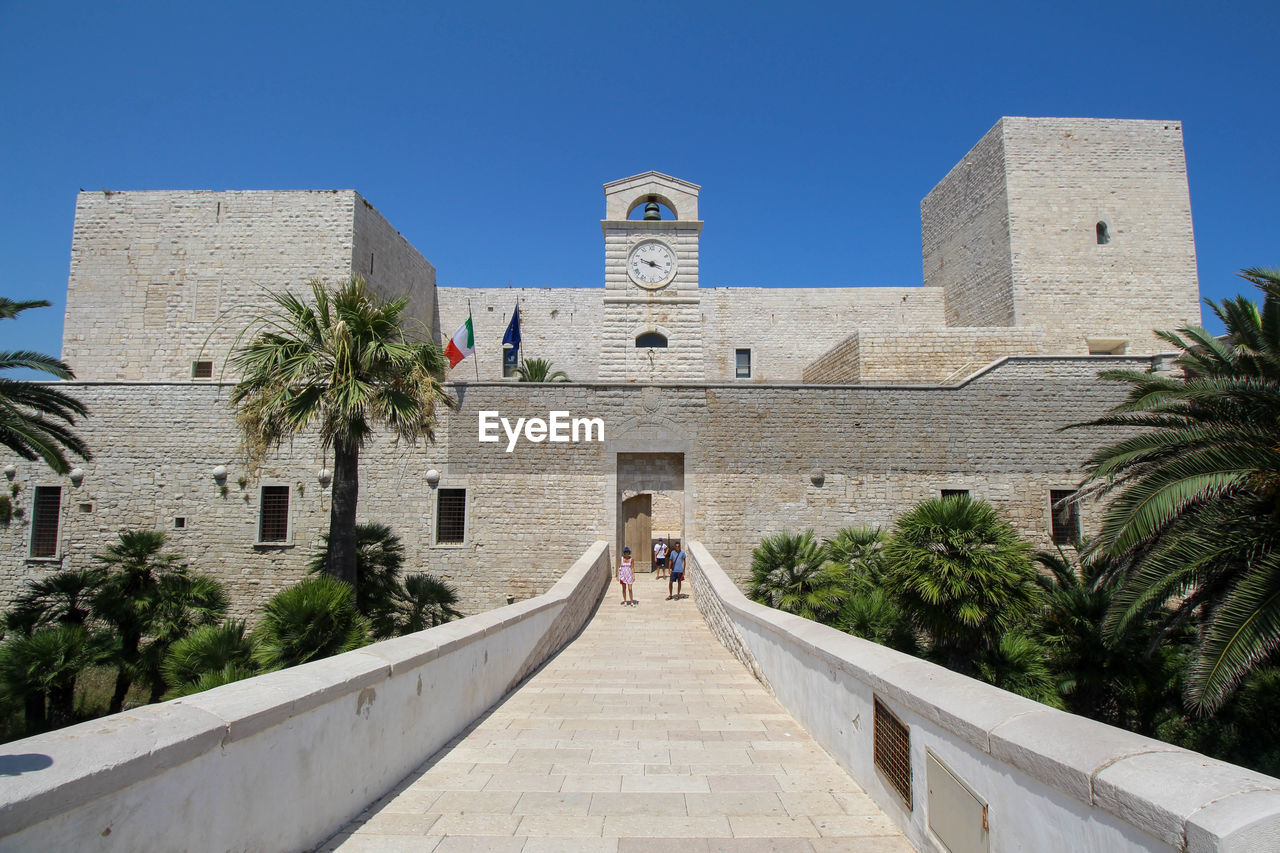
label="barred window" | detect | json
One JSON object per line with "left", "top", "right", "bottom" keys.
{"left": 1051, "top": 489, "right": 1081, "bottom": 545}
{"left": 30, "top": 486, "right": 62, "bottom": 558}
{"left": 191, "top": 360, "right": 213, "bottom": 379}
{"left": 436, "top": 488, "right": 466, "bottom": 545}
{"left": 635, "top": 332, "right": 667, "bottom": 348}
{"left": 258, "top": 486, "right": 290, "bottom": 543}
{"left": 941, "top": 489, "right": 969, "bottom": 500}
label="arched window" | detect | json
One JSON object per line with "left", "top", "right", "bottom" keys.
{"left": 1096, "top": 221, "right": 1111, "bottom": 245}
{"left": 635, "top": 331, "right": 668, "bottom": 348}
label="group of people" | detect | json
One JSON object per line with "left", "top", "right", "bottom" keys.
{"left": 616, "top": 538, "right": 685, "bottom": 606}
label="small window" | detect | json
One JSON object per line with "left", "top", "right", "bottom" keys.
{"left": 636, "top": 332, "right": 668, "bottom": 349}
{"left": 1088, "top": 339, "right": 1128, "bottom": 355}
{"left": 1051, "top": 490, "right": 1081, "bottom": 545}
{"left": 191, "top": 360, "right": 214, "bottom": 380}
{"left": 941, "top": 489, "right": 969, "bottom": 500}
{"left": 258, "top": 486, "right": 290, "bottom": 543}
{"left": 735, "top": 348, "right": 752, "bottom": 379}
{"left": 502, "top": 347, "right": 519, "bottom": 378}
{"left": 30, "top": 486, "right": 62, "bottom": 558}
{"left": 173, "top": 516, "right": 186, "bottom": 529}
{"left": 436, "top": 488, "right": 466, "bottom": 544}
{"left": 1096, "top": 221, "right": 1111, "bottom": 245}
{"left": 78, "top": 502, "right": 93, "bottom": 513}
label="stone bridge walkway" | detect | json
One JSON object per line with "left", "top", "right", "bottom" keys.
{"left": 319, "top": 576, "right": 914, "bottom": 853}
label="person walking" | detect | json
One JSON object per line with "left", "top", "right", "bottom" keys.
{"left": 653, "top": 537, "right": 668, "bottom": 579}
{"left": 667, "top": 541, "right": 686, "bottom": 600}
{"left": 618, "top": 547, "right": 636, "bottom": 605}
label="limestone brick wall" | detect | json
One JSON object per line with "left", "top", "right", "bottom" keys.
{"left": 804, "top": 327, "right": 1045, "bottom": 384}
{"left": 61, "top": 191, "right": 359, "bottom": 381}
{"left": 0, "top": 356, "right": 1142, "bottom": 618}
{"left": 802, "top": 333, "right": 862, "bottom": 383}
{"left": 922, "top": 120, "right": 1015, "bottom": 329}
{"left": 352, "top": 194, "right": 438, "bottom": 340}
{"left": 701, "top": 286, "right": 945, "bottom": 382}
{"left": 1002, "top": 117, "right": 1202, "bottom": 353}
{"left": 435, "top": 287, "right": 603, "bottom": 381}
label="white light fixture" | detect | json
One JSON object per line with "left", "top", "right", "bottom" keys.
{"left": 425, "top": 469, "right": 440, "bottom": 487}
{"left": 69, "top": 468, "right": 85, "bottom": 486}
{"left": 2, "top": 465, "right": 14, "bottom": 480}
{"left": 318, "top": 469, "right": 332, "bottom": 487}
{"left": 211, "top": 465, "right": 228, "bottom": 482}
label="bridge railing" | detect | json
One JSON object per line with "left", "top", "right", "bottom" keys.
{"left": 0, "top": 541, "right": 611, "bottom": 853}
{"left": 687, "top": 541, "right": 1280, "bottom": 853}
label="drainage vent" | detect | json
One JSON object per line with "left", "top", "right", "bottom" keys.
{"left": 874, "top": 696, "right": 912, "bottom": 810}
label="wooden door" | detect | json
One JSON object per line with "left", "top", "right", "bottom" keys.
{"left": 622, "top": 494, "right": 652, "bottom": 574}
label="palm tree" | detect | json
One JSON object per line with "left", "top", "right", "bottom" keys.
{"left": 514, "top": 357, "right": 569, "bottom": 382}
{"left": 747, "top": 530, "right": 849, "bottom": 623}
{"left": 882, "top": 495, "right": 1038, "bottom": 673}
{"left": 230, "top": 276, "right": 451, "bottom": 586}
{"left": 825, "top": 525, "right": 887, "bottom": 590}
{"left": 137, "top": 573, "right": 227, "bottom": 702}
{"left": 90, "top": 530, "right": 194, "bottom": 713}
{"left": 162, "top": 620, "right": 257, "bottom": 697}
{"left": 253, "top": 576, "right": 370, "bottom": 669}
{"left": 396, "top": 574, "right": 463, "bottom": 632}
{"left": 974, "top": 633, "right": 1065, "bottom": 709}
{"left": 0, "top": 298, "right": 91, "bottom": 474}
{"left": 835, "top": 586, "right": 920, "bottom": 654}
{"left": 0, "top": 624, "right": 106, "bottom": 732}
{"left": 308, "top": 522, "right": 405, "bottom": 639}
{"left": 1071, "top": 267, "right": 1280, "bottom": 713}
{"left": 5, "top": 568, "right": 104, "bottom": 634}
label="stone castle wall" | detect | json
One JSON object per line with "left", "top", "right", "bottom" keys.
{"left": 803, "top": 326, "right": 1045, "bottom": 384}
{"left": 922, "top": 118, "right": 1201, "bottom": 355}
{"left": 61, "top": 190, "right": 439, "bottom": 383}
{"left": 922, "top": 121, "right": 1015, "bottom": 329}
{"left": 1002, "top": 117, "right": 1202, "bottom": 353}
{"left": 0, "top": 356, "right": 1141, "bottom": 617}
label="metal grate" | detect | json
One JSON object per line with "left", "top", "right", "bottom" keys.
{"left": 191, "top": 360, "right": 213, "bottom": 379}
{"left": 874, "top": 696, "right": 913, "bottom": 810}
{"left": 258, "top": 486, "right": 290, "bottom": 542}
{"left": 436, "top": 488, "right": 466, "bottom": 544}
{"left": 30, "top": 486, "right": 62, "bottom": 558}
{"left": 1051, "top": 489, "right": 1081, "bottom": 545}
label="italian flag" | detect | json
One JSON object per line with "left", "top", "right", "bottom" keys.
{"left": 445, "top": 316, "right": 474, "bottom": 368}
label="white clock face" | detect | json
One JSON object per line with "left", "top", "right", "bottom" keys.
{"left": 628, "top": 240, "right": 677, "bottom": 289}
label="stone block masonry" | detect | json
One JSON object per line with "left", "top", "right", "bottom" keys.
{"left": 62, "top": 190, "right": 437, "bottom": 382}
{"left": 0, "top": 355, "right": 1143, "bottom": 617}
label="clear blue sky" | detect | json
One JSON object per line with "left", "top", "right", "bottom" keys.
{"left": 2, "top": 1, "right": 1276, "bottom": 364}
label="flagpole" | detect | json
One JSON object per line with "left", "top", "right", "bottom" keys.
{"left": 468, "top": 299, "right": 479, "bottom": 382}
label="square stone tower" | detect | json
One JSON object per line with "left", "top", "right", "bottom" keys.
{"left": 61, "top": 190, "right": 437, "bottom": 381}
{"left": 599, "top": 172, "right": 704, "bottom": 382}
{"left": 921, "top": 117, "right": 1201, "bottom": 354}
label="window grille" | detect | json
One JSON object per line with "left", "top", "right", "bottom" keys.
{"left": 191, "top": 360, "right": 213, "bottom": 379}
{"left": 437, "top": 488, "right": 466, "bottom": 544}
{"left": 30, "top": 486, "right": 62, "bottom": 558}
{"left": 874, "top": 696, "right": 913, "bottom": 809}
{"left": 941, "top": 489, "right": 969, "bottom": 500}
{"left": 1051, "top": 489, "right": 1081, "bottom": 545}
{"left": 258, "top": 486, "right": 290, "bottom": 543}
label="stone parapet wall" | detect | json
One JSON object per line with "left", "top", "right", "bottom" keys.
{"left": 0, "top": 542, "right": 610, "bottom": 853}
{"left": 688, "top": 542, "right": 1280, "bottom": 853}
{"left": 804, "top": 327, "right": 1046, "bottom": 384}
{"left": 0, "top": 356, "right": 1142, "bottom": 617}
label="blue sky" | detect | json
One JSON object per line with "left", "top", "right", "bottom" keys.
{"left": 2, "top": 1, "right": 1277, "bottom": 364}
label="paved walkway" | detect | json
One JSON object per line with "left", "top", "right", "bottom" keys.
{"left": 320, "top": 575, "right": 914, "bottom": 853}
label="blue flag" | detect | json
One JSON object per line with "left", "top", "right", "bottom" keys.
{"left": 502, "top": 304, "right": 521, "bottom": 353}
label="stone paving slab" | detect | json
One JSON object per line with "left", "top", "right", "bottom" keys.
{"left": 317, "top": 580, "right": 914, "bottom": 852}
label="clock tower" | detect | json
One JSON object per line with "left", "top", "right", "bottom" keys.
{"left": 600, "top": 172, "right": 704, "bottom": 382}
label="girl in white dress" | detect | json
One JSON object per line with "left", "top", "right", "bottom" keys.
{"left": 618, "top": 547, "right": 635, "bottom": 606}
